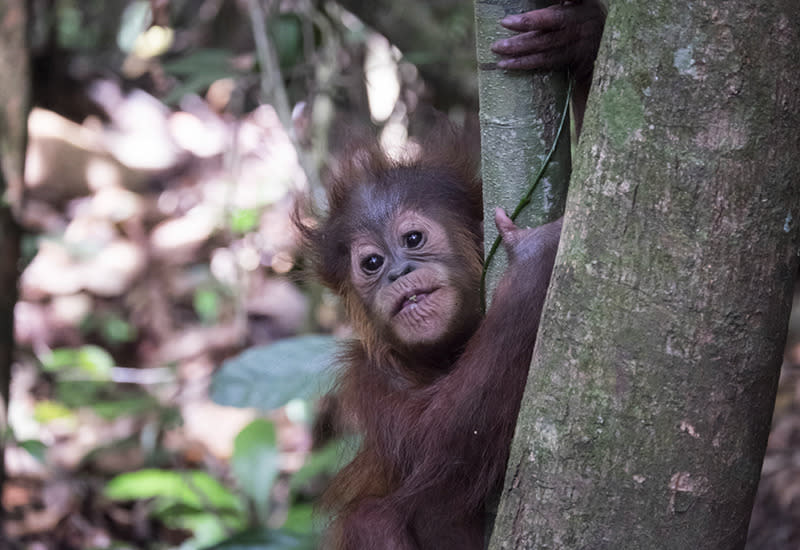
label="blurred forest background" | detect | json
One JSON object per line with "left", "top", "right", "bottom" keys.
{"left": 3, "top": 0, "right": 800, "bottom": 549}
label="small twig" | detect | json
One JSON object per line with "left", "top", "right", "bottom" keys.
{"left": 246, "top": 0, "right": 291, "bottom": 123}
{"left": 245, "top": 0, "right": 322, "bottom": 192}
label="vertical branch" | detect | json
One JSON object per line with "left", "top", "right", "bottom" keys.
{"left": 480, "top": 78, "right": 572, "bottom": 311}
{"left": 245, "top": 0, "right": 332, "bottom": 333}
{"left": 474, "top": 0, "right": 571, "bottom": 302}
{"left": 0, "top": 0, "right": 29, "bottom": 526}
{"left": 245, "top": 0, "right": 322, "bottom": 196}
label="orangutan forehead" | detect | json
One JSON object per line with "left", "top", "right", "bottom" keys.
{"left": 342, "top": 167, "right": 474, "bottom": 225}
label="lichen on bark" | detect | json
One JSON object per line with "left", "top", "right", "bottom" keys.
{"left": 490, "top": 1, "right": 800, "bottom": 548}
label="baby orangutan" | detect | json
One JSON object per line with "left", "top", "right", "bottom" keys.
{"left": 297, "top": 127, "right": 561, "bottom": 549}
{"left": 297, "top": 2, "right": 606, "bottom": 547}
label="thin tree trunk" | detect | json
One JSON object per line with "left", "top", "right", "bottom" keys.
{"left": 491, "top": 1, "right": 800, "bottom": 548}
{"left": 0, "top": 0, "right": 29, "bottom": 531}
{"left": 474, "top": 1, "right": 572, "bottom": 544}
{"left": 474, "top": 0, "right": 571, "bottom": 298}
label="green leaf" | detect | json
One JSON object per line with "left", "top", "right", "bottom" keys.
{"left": 101, "top": 317, "right": 138, "bottom": 343}
{"left": 194, "top": 289, "right": 221, "bottom": 325}
{"left": 161, "top": 49, "right": 241, "bottom": 105}
{"left": 171, "top": 512, "right": 229, "bottom": 546}
{"left": 211, "top": 335, "right": 340, "bottom": 411}
{"left": 56, "top": 3, "right": 99, "bottom": 50}
{"left": 282, "top": 504, "right": 315, "bottom": 535}
{"left": 56, "top": 380, "right": 106, "bottom": 407}
{"left": 89, "top": 395, "right": 161, "bottom": 420}
{"left": 289, "top": 439, "right": 353, "bottom": 495}
{"left": 105, "top": 469, "right": 243, "bottom": 513}
{"left": 163, "top": 73, "right": 232, "bottom": 105}
{"left": 231, "top": 419, "right": 280, "bottom": 523}
{"left": 33, "top": 401, "right": 76, "bottom": 424}
{"left": 162, "top": 49, "right": 237, "bottom": 76}
{"left": 268, "top": 14, "right": 304, "bottom": 70}
{"left": 117, "top": 0, "right": 152, "bottom": 53}
{"left": 41, "top": 345, "right": 114, "bottom": 381}
{"left": 208, "top": 528, "right": 316, "bottom": 550}
{"left": 158, "top": 507, "right": 245, "bottom": 547}
{"left": 229, "top": 208, "right": 260, "bottom": 234}
{"left": 18, "top": 440, "right": 47, "bottom": 463}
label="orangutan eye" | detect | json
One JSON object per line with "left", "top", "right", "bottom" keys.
{"left": 360, "top": 254, "right": 384, "bottom": 273}
{"left": 404, "top": 231, "right": 423, "bottom": 249}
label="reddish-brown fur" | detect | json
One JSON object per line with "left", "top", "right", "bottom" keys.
{"left": 296, "top": 124, "right": 561, "bottom": 549}
{"left": 294, "top": 3, "right": 605, "bottom": 547}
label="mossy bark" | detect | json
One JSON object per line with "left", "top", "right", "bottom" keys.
{"left": 474, "top": 0, "right": 571, "bottom": 299}
{"left": 490, "top": 1, "right": 800, "bottom": 548}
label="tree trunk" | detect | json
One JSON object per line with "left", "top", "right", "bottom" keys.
{"left": 491, "top": 1, "right": 800, "bottom": 548}
{"left": 474, "top": 0, "right": 571, "bottom": 298}
{"left": 0, "top": 0, "right": 29, "bottom": 529}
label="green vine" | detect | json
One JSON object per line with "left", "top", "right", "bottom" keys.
{"left": 480, "top": 77, "right": 574, "bottom": 313}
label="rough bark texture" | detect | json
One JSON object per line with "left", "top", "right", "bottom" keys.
{"left": 0, "top": 0, "right": 28, "bottom": 522}
{"left": 491, "top": 1, "right": 800, "bottom": 549}
{"left": 474, "top": 0, "right": 570, "bottom": 297}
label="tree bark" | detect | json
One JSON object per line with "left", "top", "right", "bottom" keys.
{"left": 491, "top": 1, "right": 800, "bottom": 548}
{"left": 474, "top": 0, "right": 571, "bottom": 298}
{"left": 0, "top": 0, "right": 28, "bottom": 528}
